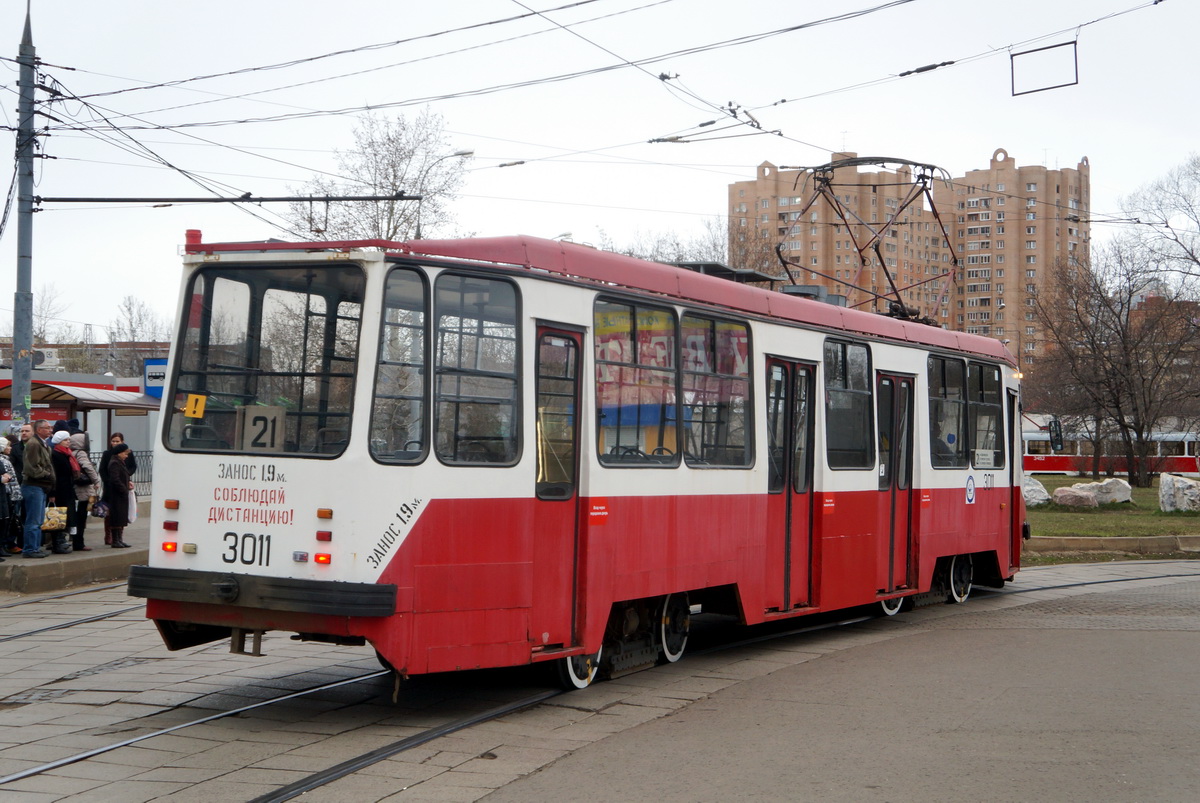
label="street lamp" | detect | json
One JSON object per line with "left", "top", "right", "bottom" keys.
{"left": 414, "top": 149, "right": 474, "bottom": 239}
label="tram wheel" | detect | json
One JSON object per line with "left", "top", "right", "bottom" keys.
{"left": 658, "top": 592, "right": 690, "bottom": 664}
{"left": 946, "top": 554, "right": 974, "bottom": 604}
{"left": 879, "top": 596, "right": 905, "bottom": 616}
{"left": 556, "top": 647, "right": 602, "bottom": 690}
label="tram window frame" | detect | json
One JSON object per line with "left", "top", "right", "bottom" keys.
{"left": 594, "top": 298, "right": 681, "bottom": 467}
{"left": 680, "top": 313, "right": 753, "bottom": 468}
{"left": 432, "top": 273, "right": 521, "bottom": 467}
{"left": 823, "top": 340, "right": 874, "bottom": 470}
{"left": 928, "top": 356, "right": 969, "bottom": 468}
{"left": 967, "top": 362, "right": 1005, "bottom": 469}
{"left": 369, "top": 266, "right": 429, "bottom": 465}
{"left": 164, "top": 263, "right": 365, "bottom": 458}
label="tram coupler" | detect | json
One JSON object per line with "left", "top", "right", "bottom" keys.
{"left": 230, "top": 628, "right": 266, "bottom": 656}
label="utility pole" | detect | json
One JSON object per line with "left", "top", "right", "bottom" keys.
{"left": 11, "top": 3, "right": 36, "bottom": 428}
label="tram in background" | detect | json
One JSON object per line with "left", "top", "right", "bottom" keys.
{"left": 1023, "top": 428, "right": 1200, "bottom": 476}
{"left": 129, "top": 231, "right": 1026, "bottom": 688}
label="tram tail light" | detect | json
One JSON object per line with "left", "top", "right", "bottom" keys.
{"left": 316, "top": 508, "right": 333, "bottom": 519}
{"left": 314, "top": 553, "right": 332, "bottom": 565}
{"left": 162, "top": 542, "right": 178, "bottom": 553}
{"left": 316, "top": 531, "right": 332, "bottom": 542}
{"left": 163, "top": 521, "right": 179, "bottom": 531}
{"left": 164, "top": 499, "right": 180, "bottom": 510}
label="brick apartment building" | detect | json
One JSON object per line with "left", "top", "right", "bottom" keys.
{"left": 727, "top": 148, "right": 1091, "bottom": 366}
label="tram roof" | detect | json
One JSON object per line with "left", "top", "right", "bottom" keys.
{"left": 186, "top": 233, "right": 1015, "bottom": 366}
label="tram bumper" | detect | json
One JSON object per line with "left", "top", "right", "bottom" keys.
{"left": 127, "top": 565, "right": 398, "bottom": 650}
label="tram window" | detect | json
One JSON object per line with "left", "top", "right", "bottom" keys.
{"left": 536, "top": 335, "right": 578, "bottom": 499}
{"left": 928, "top": 356, "right": 968, "bottom": 468}
{"left": 824, "top": 341, "right": 874, "bottom": 469}
{"left": 766, "top": 365, "right": 787, "bottom": 492}
{"left": 967, "top": 362, "right": 1005, "bottom": 469}
{"left": 1159, "top": 440, "right": 1185, "bottom": 457}
{"left": 680, "top": 315, "right": 751, "bottom": 467}
{"left": 370, "top": 268, "right": 427, "bottom": 463}
{"left": 595, "top": 299, "right": 680, "bottom": 466}
{"left": 166, "top": 265, "right": 365, "bottom": 456}
{"left": 433, "top": 275, "right": 520, "bottom": 466}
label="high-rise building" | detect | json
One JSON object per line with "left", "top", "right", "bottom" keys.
{"left": 726, "top": 149, "right": 1091, "bottom": 365}
{"left": 932, "top": 148, "right": 1090, "bottom": 367}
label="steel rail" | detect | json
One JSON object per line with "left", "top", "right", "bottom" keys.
{"left": 0, "top": 670, "right": 391, "bottom": 786}
{"left": 250, "top": 689, "right": 561, "bottom": 803}
{"left": 0, "top": 582, "right": 127, "bottom": 609}
{"left": 0, "top": 605, "right": 144, "bottom": 644}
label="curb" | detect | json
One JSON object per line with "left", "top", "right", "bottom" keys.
{"left": 1026, "top": 535, "right": 1200, "bottom": 554}
{"left": 1, "top": 501, "right": 151, "bottom": 595}
{"left": 0, "top": 549, "right": 147, "bottom": 594}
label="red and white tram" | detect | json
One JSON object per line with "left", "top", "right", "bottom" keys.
{"left": 129, "top": 232, "right": 1026, "bottom": 688}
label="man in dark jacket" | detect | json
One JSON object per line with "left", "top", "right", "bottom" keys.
{"left": 20, "top": 420, "right": 54, "bottom": 558}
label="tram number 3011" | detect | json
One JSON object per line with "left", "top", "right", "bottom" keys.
{"left": 222, "top": 532, "right": 272, "bottom": 566}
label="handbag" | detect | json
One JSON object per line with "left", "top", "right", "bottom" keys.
{"left": 41, "top": 506, "right": 68, "bottom": 531}
{"left": 91, "top": 500, "right": 110, "bottom": 519}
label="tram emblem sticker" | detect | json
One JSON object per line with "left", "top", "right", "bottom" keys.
{"left": 965, "top": 476, "right": 977, "bottom": 505}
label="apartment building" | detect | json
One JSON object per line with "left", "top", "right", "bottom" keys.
{"left": 728, "top": 153, "right": 954, "bottom": 319}
{"left": 932, "top": 148, "right": 1090, "bottom": 366}
{"left": 727, "top": 148, "right": 1091, "bottom": 365}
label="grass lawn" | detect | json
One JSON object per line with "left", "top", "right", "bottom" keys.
{"left": 1026, "top": 474, "right": 1200, "bottom": 539}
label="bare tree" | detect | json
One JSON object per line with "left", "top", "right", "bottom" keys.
{"left": 1022, "top": 359, "right": 1115, "bottom": 479}
{"left": 105, "top": 296, "right": 170, "bottom": 376}
{"left": 1035, "top": 238, "right": 1200, "bottom": 486}
{"left": 284, "top": 110, "right": 467, "bottom": 241}
{"left": 1124, "top": 153, "right": 1200, "bottom": 278}
{"left": 33, "top": 282, "right": 69, "bottom": 344}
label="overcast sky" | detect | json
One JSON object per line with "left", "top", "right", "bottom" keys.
{"left": 1, "top": 0, "right": 1194, "bottom": 340}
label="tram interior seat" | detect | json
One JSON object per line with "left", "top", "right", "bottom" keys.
{"left": 392, "top": 439, "right": 423, "bottom": 461}
{"left": 315, "top": 427, "right": 348, "bottom": 454}
{"left": 182, "top": 424, "right": 228, "bottom": 450}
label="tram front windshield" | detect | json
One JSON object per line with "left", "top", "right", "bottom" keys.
{"left": 164, "top": 263, "right": 366, "bottom": 457}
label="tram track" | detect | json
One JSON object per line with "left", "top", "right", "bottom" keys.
{"left": 0, "top": 581, "right": 127, "bottom": 609}
{"left": 0, "top": 603, "right": 143, "bottom": 644}
{"left": 2, "top": 566, "right": 1198, "bottom": 797}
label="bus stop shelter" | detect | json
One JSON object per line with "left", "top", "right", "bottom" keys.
{"left": 0, "top": 380, "right": 162, "bottom": 433}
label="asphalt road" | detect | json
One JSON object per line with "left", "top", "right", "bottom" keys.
{"left": 483, "top": 569, "right": 1200, "bottom": 803}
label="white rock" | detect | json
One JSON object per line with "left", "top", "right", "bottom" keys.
{"left": 1072, "top": 477, "right": 1132, "bottom": 505}
{"left": 1052, "top": 486, "right": 1099, "bottom": 508}
{"left": 1023, "top": 475, "right": 1051, "bottom": 507}
{"left": 1159, "top": 473, "right": 1200, "bottom": 512}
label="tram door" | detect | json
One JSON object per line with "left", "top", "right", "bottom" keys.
{"left": 532, "top": 326, "right": 585, "bottom": 649}
{"left": 1007, "top": 388, "right": 1021, "bottom": 567}
{"left": 875, "top": 373, "right": 914, "bottom": 594}
{"left": 765, "top": 359, "right": 815, "bottom": 611}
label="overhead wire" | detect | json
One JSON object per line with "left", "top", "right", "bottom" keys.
{"left": 753, "top": 0, "right": 1162, "bottom": 109}
{"left": 43, "top": 0, "right": 923, "bottom": 132}
{"left": 89, "top": 0, "right": 680, "bottom": 126}
{"left": 53, "top": 0, "right": 618, "bottom": 102}
{"left": 38, "top": 74, "right": 298, "bottom": 235}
